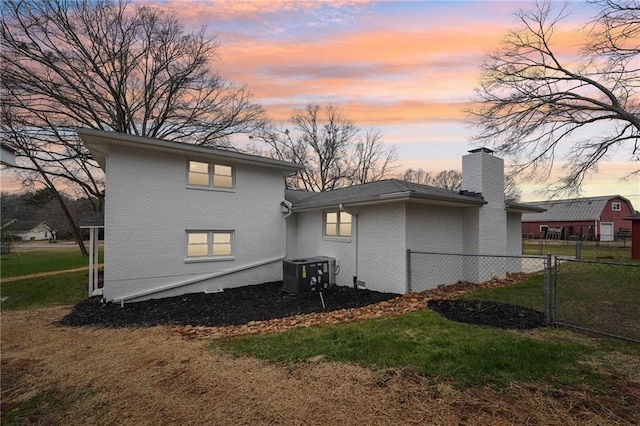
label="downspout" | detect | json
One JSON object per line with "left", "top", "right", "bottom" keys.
{"left": 339, "top": 203, "right": 358, "bottom": 289}
{"left": 281, "top": 199, "right": 293, "bottom": 258}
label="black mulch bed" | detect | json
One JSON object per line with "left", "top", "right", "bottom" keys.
{"left": 427, "top": 299, "right": 546, "bottom": 330}
{"left": 59, "top": 281, "right": 399, "bottom": 328}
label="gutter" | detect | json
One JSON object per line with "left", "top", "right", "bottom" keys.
{"left": 292, "top": 193, "right": 486, "bottom": 213}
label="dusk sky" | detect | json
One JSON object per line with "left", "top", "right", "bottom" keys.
{"left": 2, "top": 0, "right": 638, "bottom": 207}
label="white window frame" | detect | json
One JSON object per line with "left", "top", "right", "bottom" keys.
{"left": 185, "top": 230, "right": 234, "bottom": 262}
{"left": 611, "top": 202, "right": 621, "bottom": 211}
{"left": 324, "top": 210, "right": 352, "bottom": 237}
{"left": 187, "top": 160, "right": 234, "bottom": 190}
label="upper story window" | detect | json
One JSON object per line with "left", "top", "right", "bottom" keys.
{"left": 188, "top": 161, "right": 234, "bottom": 189}
{"left": 325, "top": 211, "right": 352, "bottom": 237}
{"left": 611, "top": 202, "right": 621, "bottom": 211}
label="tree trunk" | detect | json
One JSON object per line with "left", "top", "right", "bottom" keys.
{"left": 30, "top": 159, "right": 89, "bottom": 257}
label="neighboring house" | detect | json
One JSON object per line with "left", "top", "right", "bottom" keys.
{"left": 5, "top": 221, "right": 55, "bottom": 241}
{"left": 521, "top": 196, "right": 635, "bottom": 242}
{"left": 78, "top": 129, "right": 543, "bottom": 303}
{"left": 1, "top": 144, "right": 16, "bottom": 166}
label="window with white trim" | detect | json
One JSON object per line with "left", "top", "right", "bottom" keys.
{"left": 324, "top": 211, "right": 352, "bottom": 237}
{"left": 188, "top": 161, "right": 234, "bottom": 189}
{"left": 187, "top": 231, "right": 233, "bottom": 258}
{"left": 611, "top": 202, "right": 621, "bottom": 211}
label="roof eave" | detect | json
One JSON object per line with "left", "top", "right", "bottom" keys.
{"left": 76, "top": 128, "right": 304, "bottom": 173}
{"left": 505, "top": 202, "right": 546, "bottom": 214}
{"left": 292, "top": 191, "right": 487, "bottom": 212}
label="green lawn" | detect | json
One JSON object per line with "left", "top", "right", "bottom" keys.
{"left": 210, "top": 309, "right": 635, "bottom": 390}
{"left": 462, "top": 272, "right": 546, "bottom": 312}
{"left": 1, "top": 248, "right": 102, "bottom": 278}
{"left": 1, "top": 247, "right": 99, "bottom": 310}
{"left": 0, "top": 270, "right": 88, "bottom": 310}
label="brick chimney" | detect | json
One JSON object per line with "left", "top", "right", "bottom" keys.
{"left": 461, "top": 148, "right": 507, "bottom": 258}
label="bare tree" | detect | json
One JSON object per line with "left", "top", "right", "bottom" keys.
{"left": 252, "top": 104, "right": 396, "bottom": 192}
{"left": 401, "top": 168, "right": 433, "bottom": 185}
{"left": 352, "top": 129, "right": 397, "bottom": 185}
{"left": 1, "top": 0, "right": 267, "bottom": 253}
{"left": 504, "top": 175, "right": 523, "bottom": 201}
{"left": 432, "top": 170, "right": 463, "bottom": 192}
{"left": 400, "top": 167, "right": 521, "bottom": 200}
{"left": 470, "top": 0, "right": 639, "bottom": 195}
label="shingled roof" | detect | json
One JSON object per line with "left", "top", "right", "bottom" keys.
{"left": 286, "top": 179, "right": 487, "bottom": 210}
{"left": 521, "top": 195, "right": 633, "bottom": 222}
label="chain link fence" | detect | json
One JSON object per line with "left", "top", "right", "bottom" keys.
{"left": 523, "top": 239, "right": 632, "bottom": 259}
{"left": 408, "top": 250, "right": 640, "bottom": 343}
{"left": 551, "top": 258, "right": 640, "bottom": 342}
{"left": 407, "top": 250, "right": 547, "bottom": 297}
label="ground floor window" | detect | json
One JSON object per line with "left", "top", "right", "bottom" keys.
{"left": 187, "top": 231, "right": 233, "bottom": 258}
{"left": 324, "top": 211, "right": 352, "bottom": 237}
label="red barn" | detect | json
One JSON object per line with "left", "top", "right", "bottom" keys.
{"left": 521, "top": 195, "right": 635, "bottom": 241}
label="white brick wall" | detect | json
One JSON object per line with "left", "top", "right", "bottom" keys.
{"left": 406, "top": 204, "right": 465, "bottom": 290}
{"left": 103, "top": 146, "right": 287, "bottom": 302}
{"left": 292, "top": 210, "right": 356, "bottom": 288}
{"left": 357, "top": 204, "right": 407, "bottom": 294}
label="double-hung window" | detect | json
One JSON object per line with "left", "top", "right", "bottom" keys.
{"left": 324, "top": 211, "right": 352, "bottom": 237}
{"left": 188, "top": 161, "right": 234, "bottom": 189}
{"left": 187, "top": 231, "right": 233, "bottom": 259}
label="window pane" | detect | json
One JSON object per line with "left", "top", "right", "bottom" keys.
{"left": 212, "top": 164, "right": 233, "bottom": 188}
{"left": 326, "top": 212, "right": 337, "bottom": 224}
{"left": 187, "top": 233, "right": 208, "bottom": 257}
{"left": 189, "top": 161, "right": 208, "bottom": 173}
{"left": 325, "top": 223, "right": 337, "bottom": 236}
{"left": 213, "top": 174, "right": 233, "bottom": 188}
{"left": 188, "top": 233, "right": 208, "bottom": 244}
{"left": 188, "top": 172, "right": 209, "bottom": 186}
{"left": 213, "top": 233, "right": 231, "bottom": 244}
{"left": 339, "top": 223, "right": 352, "bottom": 237}
{"left": 340, "top": 212, "right": 352, "bottom": 224}
{"left": 188, "top": 244, "right": 209, "bottom": 257}
{"left": 212, "top": 232, "right": 232, "bottom": 256}
{"left": 188, "top": 161, "right": 209, "bottom": 186}
{"left": 212, "top": 243, "right": 232, "bottom": 256}
{"left": 214, "top": 164, "right": 232, "bottom": 176}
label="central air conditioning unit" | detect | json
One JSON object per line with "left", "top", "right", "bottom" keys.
{"left": 283, "top": 256, "right": 336, "bottom": 294}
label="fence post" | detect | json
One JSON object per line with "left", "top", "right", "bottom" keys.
{"left": 406, "top": 249, "right": 412, "bottom": 293}
{"left": 544, "top": 253, "right": 553, "bottom": 325}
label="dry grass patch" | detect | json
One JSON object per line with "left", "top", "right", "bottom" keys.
{"left": 2, "top": 308, "right": 637, "bottom": 426}
{"left": 2, "top": 305, "right": 639, "bottom": 425}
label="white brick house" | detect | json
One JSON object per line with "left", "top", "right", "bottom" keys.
{"left": 78, "top": 129, "right": 302, "bottom": 303}
{"left": 285, "top": 148, "right": 540, "bottom": 294}
{"left": 78, "top": 130, "right": 541, "bottom": 302}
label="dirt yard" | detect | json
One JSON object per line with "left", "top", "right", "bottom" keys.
{"left": 3, "top": 301, "right": 639, "bottom": 425}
